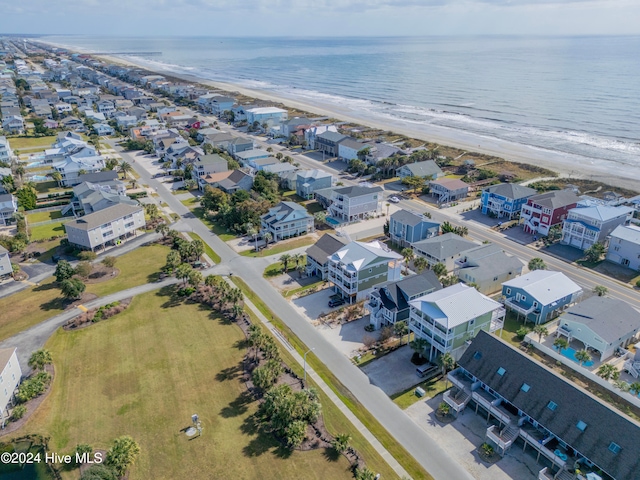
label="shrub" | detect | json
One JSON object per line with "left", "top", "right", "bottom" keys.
{"left": 16, "top": 372, "right": 51, "bottom": 403}
{"left": 636, "top": 279, "right": 640, "bottom": 288}
{"left": 516, "top": 327, "right": 530, "bottom": 341}
{"left": 80, "top": 464, "right": 118, "bottom": 480}
{"left": 102, "top": 256, "right": 117, "bottom": 268}
{"left": 78, "top": 251, "right": 97, "bottom": 261}
{"left": 11, "top": 405, "right": 26, "bottom": 420}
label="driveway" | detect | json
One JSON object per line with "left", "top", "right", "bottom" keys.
{"left": 292, "top": 288, "right": 338, "bottom": 320}
{"left": 361, "top": 345, "right": 422, "bottom": 396}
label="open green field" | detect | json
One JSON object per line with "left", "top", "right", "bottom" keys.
{"left": 29, "top": 221, "right": 67, "bottom": 241}
{"left": 20, "top": 289, "right": 354, "bottom": 480}
{"left": 27, "top": 210, "right": 63, "bottom": 223}
{"left": 241, "top": 237, "right": 315, "bottom": 258}
{"left": 9, "top": 136, "right": 57, "bottom": 150}
{"left": 186, "top": 232, "right": 221, "bottom": 264}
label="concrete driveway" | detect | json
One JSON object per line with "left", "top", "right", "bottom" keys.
{"left": 292, "top": 288, "right": 338, "bottom": 320}
{"left": 361, "top": 345, "right": 423, "bottom": 395}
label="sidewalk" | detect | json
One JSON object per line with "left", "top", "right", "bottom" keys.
{"left": 230, "top": 276, "right": 412, "bottom": 479}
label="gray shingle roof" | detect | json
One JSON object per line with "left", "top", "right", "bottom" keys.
{"left": 457, "top": 244, "right": 523, "bottom": 281}
{"left": 333, "top": 185, "right": 383, "bottom": 198}
{"left": 390, "top": 209, "right": 428, "bottom": 227}
{"left": 483, "top": 183, "right": 537, "bottom": 199}
{"left": 402, "top": 160, "right": 443, "bottom": 178}
{"left": 306, "top": 233, "right": 347, "bottom": 264}
{"left": 338, "top": 137, "right": 365, "bottom": 150}
{"left": 502, "top": 270, "right": 581, "bottom": 305}
{"left": 411, "top": 233, "right": 477, "bottom": 260}
{"left": 317, "top": 131, "right": 347, "bottom": 143}
{"left": 459, "top": 331, "right": 640, "bottom": 480}
{"left": 527, "top": 189, "right": 581, "bottom": 209}
{"left": 66, "top": 204, "right": 142, "bottom": 231}
{"left": 374, "top": 271, "right": 442, "bottom": 313}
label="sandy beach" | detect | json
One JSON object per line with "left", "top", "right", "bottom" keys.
{"left": 66, "top": 49, "right": 640, "bottom": 193}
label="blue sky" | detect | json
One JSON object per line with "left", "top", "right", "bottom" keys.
{"left": 1, "top": 0, "right": 639, "bottom": 36}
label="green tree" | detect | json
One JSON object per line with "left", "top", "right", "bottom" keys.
{"left": 528, "top": 257, "right": 547, "bottom": 271}
{"left": 393, "top": 321, "right": 409, "bottom": 346}
{"left": 118, "top": 161, "right": 133, "bottom": 179}
{"left": 175, "top": 263, "right": 193, "bottom": 286}
{"left": 164, "top": 250, "right": 181, "bottom": 273}
{"left": 410, "top": 337, "right": 429, "bottom": 360}
{"left": 101, "top": 256, "right": 117, "bottom": 268}
{"left": 189, "top": 239, "right": 205, "bottom": 261}
{"left": 401, "top": 247, "right": 414, "bottom": 265}
{"left": 629, "top": 382, "right": 640, "bottom": 395}
{"left": 15, "top": 185, "right": 37, "bottom": 210}
{"left": 402, "top": 175, "right": 426, "bottom": 194}
{"left": 441, "top": 221, "right": 455, "bottom": 234}
{"left": 80, "top": 464, "right": 118, "bottom": 480}
{"left": 188, "top": 269, "right": 203, "bottom": 288}
{"left": 75, "top": 261, "right": 92, "bottom": 279}
{"left": 279, "top": 254, "right": 292, "bottom": 272}
{"left": 413, "top": 256, "right": 428, "bottom": 273}
{"left": 105, "top": 436, "right": 140, "bottom": 477}
{"left": 252, "top": 358, "right": 283, "bottom": 391}
{"left": 28, "top": 349, "right": 52, "bottom": 371}
{"left": 155, "top": 222, "right": 169, "bottom": 239}
{"left": 597, "top": 363, "right": 620, "bottom": 381}
{"left": 432, "top": 262, "right": 447, "bottom": 278}
{"left": 438, "top": 352, "right": 456, "bottom": 388}
{"left": 533, "top": 325, "right": 549, "bottom": 343}
{"left": 575, "top": 349, "right": 591, "bottom": 367}
{"left": 354, "top": 466, "right": 377, "bottom": 480}
{"left": 60, "top": 278, "right": 86, "bottom": 300}
{"left": 593, "top": 285, "right": 608, "bottom": 297}
{"left": 584, "top": 243, "right": 605, "bottom": 263}
{"left": 553, "top": 337, "right": 569, "bottom": 355}
{"left": 332, "top": 433, "right": 352, "bottom": 454}
{"left": 78, "top": 251, "right": 97, "bottom": 261}
{"left": 144, "top": 203, "right": 159, "bottom": 221}
{"left": 441, "top": 274, "right": 459, "bottom": 287}
{"left": 54, "top": 260, "right": 76, "bottom": 283}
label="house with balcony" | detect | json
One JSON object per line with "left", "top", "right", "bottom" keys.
{"left": 328, "top": 240, "right": 402, "bottom": 303}
{"left": 246, "top": 107, "right": 288, "bottom": 127}
{"left": 412, "top": 233, "right": 477, "bottom": 271}
{"left": 191, "top": 154, "right": 228, "bottom": 184}
{"left": 501, "top": 270, "right": 582, "bottom": 325}
{"left": 397, "top": 160, "right": 443, "bottom": 180}
{"left": 0, "top": 194, "right": 17, "bottom": 226}
{"left": 449, "top": 331, "right": 640, "bottom": 480}
{"left": 235, "top": 148, "right": 271, "bottom": 167}
{"left": 0, "top": 245, "right": 12, "bottom": 279}
{"left": 315, "top": 131, "right": 347, "bottom": 157}
{"left": 454, "top": 244, "right": 524, "bottom": 295}
{"left": 226, "top": 136, "right": 255, "bottom": 156}
{"left": 52, "top": 150, "right": 106, "bottom": 187}
{"left": 521, "top": 189, "right": 581, "bottom": 236}
{"left": 0, "top": 348, "right": 22, "bottom": 428}
{"left": 480, "top": 183, "right": 537, "bottom": 219}
{"left": 305, "top": 234, "right": 347, "bottom": 280}
{"left": 337, "top": 137, "right": 366, "bottom": 161}
{"left": 327, "top": 185, "right": 383, "bottom": 222}
{"left": 408, "top": 283, "right": 505, "bottom": 362}
{"left": 68, "top": 179, "right": 136, "bottom": 216}
{"left": 555, "top": 296, "right": 640, "bottom": 363}
{"left": 305, "top": 124, "right": 339, "bottom": 150}
{"left": 605, "top": 224, "right": 640, "bottom": 270}
{"left": 561, "top": 205, "right": 633, "bottom": 251}
{"left": 389, "top": 209, "right": 440, "bottom": 248}
{"left": 296, "top": 169, "right": 333, "bottom": 200}
{"left": 0, "top": 136, "right": 13, "bottom": 163}
{"left": 366, "top": 271, "right": 441, "bottom": 330}
{"left": 260, "top": 201, "right": 314, "bottom": 243}
{"left": 65, "top": 203, "right": 146, "bottom": 251}
{"left": 429, "top": 178, "right": 469, "bottom": 204}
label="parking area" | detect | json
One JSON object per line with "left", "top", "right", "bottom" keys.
{"left": 292, "top": 288, "right": 340, "bottom": 320}
{"left": 361, "top": 345, "right": 422, "bottom": 395}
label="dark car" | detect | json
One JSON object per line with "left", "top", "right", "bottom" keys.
{"left": 328, "top": 298, "right": 346, "bottom": 307}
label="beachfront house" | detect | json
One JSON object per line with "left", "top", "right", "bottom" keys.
{"left": 397, "top": 160, "right": 444, "bottom": 180}
{"left": 65, "top": 204, "right": 146, "bottom": 251}
{"left": 480, "top": 183, "right": 537, "bottom": 219}
{"left": 0, "top": 194, "right": 17, "bottom": 226}
{"left": 449, "top": 331, "right": 640, "bottom": 480}
{"left": 501, "top": 270, "right": 582, "bottom": 325}
{"left": 337, "top": 137, "right": 367, "bottom": 161}
{"left": 305, "top": 125, "right": 339, "bottom": 150}
{"left": 260, "top": 201, "right": 314, "bottom": 243}
{"left": 0, "top": 245, "right": 11, "bottom": 279}
{"left": 296, "top": 169, "right": 333, "bottom": 200}
{"left": 366, "top": 271, "right": 442, "bottom": 330}
{"left": 315, "top": 131, "right": 347, "bottom": 157}
{"left": 411, "top": 233, "right": 477, "bottom": 272}
{"left": 305, "top": 233, "right": 348, "bottom": 280}
{"left": 388, "top": 209, "right": 440, "bottom": 248}
{"left": 555, "top": 296, "right": 640, "bottom": 362}
{"left": 408, "top": 283, "right": 506, "bottom": 361}
{"left": 328, "top": 240, "right": 402, "bottom": 303}
{"left": 327, "top": 185, "right": 383, "bottom": 222}
{"left": 246, "top": 107, "right": 288, "bottom": 127}
{"left": 0, "top": 348, "right": 22, "bottom": 428}
{"left": 561, "top": 205, "right": 633, "bottom": 250}
{"left": 453, "top": 243, "right": 524, "bottom": 295}
{"left": 606, "top": 224, "right": 640, "bottom": 270}
{"left": 429, "top": 178, "right": 469, "bottom": 204}
{"left": 521, "top": 189, "right": 581, "bottom": 237}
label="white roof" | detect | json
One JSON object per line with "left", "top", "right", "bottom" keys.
{"left": 409, "top": 283, "right": 503, "bottom": 329}
{"left": 332, "top": 241, "right": 402, "bottom": 272}
{"left": 502, "top": 270, "right": 581, "bottom": 305}
{"left": 246, "top": 107, "right": 287, "bottom": 115}
{"left": 569, "top": 205, "right": 633, "bottom": 222}
{"left": 609, "top": 224, "right": 640, "bottom": 245}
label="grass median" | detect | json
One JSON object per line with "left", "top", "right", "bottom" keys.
{"left": 185, "top": 231, "right": 221, "bottom": 264}
{"left": 232, "top": 276, "right": 433, "bottom": 480}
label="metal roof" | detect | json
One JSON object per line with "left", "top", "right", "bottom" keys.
{"left": 502, "top": 270, "right": 581, "bottom": 305}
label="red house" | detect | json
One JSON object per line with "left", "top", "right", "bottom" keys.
{"left": 521, "top": 189, "right": 581, "bottom": 236}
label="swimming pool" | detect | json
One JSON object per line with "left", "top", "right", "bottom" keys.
{"left": 556, "top": 346, "right": 594, "bottom": 367}
{"left": 326, "top": 216, "right": 341, "bottom": 226}
{"left": 31, "top": 175, "right": 50, "bottom": 182}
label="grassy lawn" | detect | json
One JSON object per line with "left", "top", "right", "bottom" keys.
{"left": 27, "top": 210, "right": 63, "bottom": 223}
{"left": 232, "top": 277, "right": 433, "bottom": 480}
{"left": 305, "top": 202, "right": 324, "bottom": 215}
{"left": 392, "top": 376, "right": 449, "bottom": 410}
{"left": 186, "top": 232, "right": 221, "bottom": 264}
{"left": 9, "top": 135, "right": 57, "bottom": 150}
{"left": 30, "top": 238, "right": 61, "bottom": 263}
{"left": 190, "top": 206, "right": 236, "bottom": 242}
{"left": 498, "top": 311, "right": 525, "bottom": 347}
{"left": 18, "top": 289, "right": 354, "bottom": 480}
{"left": 85, "top": 244, "right": 169, "bottom": 297}
{"left": 180, "top": 197, "right": 199, "bottom": 208}
{"left": 34, "top": 181, "right": 71, "bottom": 195}
{"left": 29, "top": 221, "right": 67, "bottom": 241}
{"left": 241, "top": 237, "right": 315, "bottom": 258}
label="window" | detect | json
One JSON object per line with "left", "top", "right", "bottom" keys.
{"left": 576, "top": 421, "right": 587, "bottom": 431}
{"left": 521, "top": 383, "right": 530, "bottom": 392}
{"left": 368, "top": 268, "right": 372, "bottom": 273}
{"left": 609, "top": 442, "right": 621, "bottom": 454}
{"left": 614, "top": 246, "right": 620, "bottom": 251}
{"left": 533, "top": 302, "right": 538, "bottom": 308}
{"left": 469, "top": 319, "right": 475, "bottom": 326}
{"left": 506, "top": 288, "right": 511, "bottom": 295}
{"left": 103, "top": 231, "right": 113, "bottom": 238}
{"left": 547, "top": 401, "right": 558, "bottom": 411}
{"left": 521, "top": 295, "right": 527, "bottom": 301}
{"left": 473, "top": 351, "right": 482, "bottom": 360}
{"left": 497, "top": 367, "right": 506, "bottom": 376}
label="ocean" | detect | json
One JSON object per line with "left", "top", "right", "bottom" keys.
{"left": 39, "top": 35, "right": 640, "bottom": 171}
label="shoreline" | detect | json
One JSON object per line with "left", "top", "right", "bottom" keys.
{"left": 44, "top": 43, "right": 640, "bottom": 192}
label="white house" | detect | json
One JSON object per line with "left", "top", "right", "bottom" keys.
{"left": 0, "top": 348, "right": 22, "bottom": 428}
{"left": 246, "top": 107, "right": 288, "bottom": 127}
{"left": 0, "top": 245, "right": 12, "bottom": 279}
{"left": 606, "top": 224, "right": 640, "bottom": 270}
{"left": 338, "top": 137, "right": 366, "bottom": 161}
{"left": 561, "top": 205, "right": 633, "bottom": 250}
{"left": 0, "top": 193, "right": 18, "bottom": 226}
{"left": 260, "top": 201, "right": 314, "bottom": 242}
{"left": 0, "top": 136, "right": 13, "bottom": 163}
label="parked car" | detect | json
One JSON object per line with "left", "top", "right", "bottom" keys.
{"left": 328, "top": 298, "right": 346, "bottom": 307}
{"left": 388, "top": 196, "right": 400, "bottom": 203}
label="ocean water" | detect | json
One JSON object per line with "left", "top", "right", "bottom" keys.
{"left": 39, "top": 35, "right": 640, "bottom": 169}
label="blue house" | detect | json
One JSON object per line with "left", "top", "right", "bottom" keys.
{"left": 389, "top": 209, "right": 439, "bottom": 248}
{"left": 501, "top": 270, "right": 582, "bottom": 325}
{"left": 481, "top": 183, "right": 537, "bottom": 219}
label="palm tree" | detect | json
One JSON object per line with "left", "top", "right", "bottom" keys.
{"left": 413, "top": 256, "right": 428, "bottom": 274}
{"left": 553, "top": 337, "right": 569, "bottom": 355}
{"left": 532, "top": 325, "right": 549, "bottom": 343}
{"left": 231, "top": 304, "right": 244, "bottom": 319}
{"left": 279, "top": 254, "right": 292, "bottom": 272}
{"left": 105, "top": 436, "right": 140, "bottom": 477}
{"left": 438, "top": 352, "right": 456, "bottom": 389}
{"left": 401, "top": 247, "right": 414, "bottom": 265}
{"left": 189, "top": 239, "right": 205, "bottom": 261}
{"left": 292, "top": 253, "right": 304, "bottom": 268}
{"left": 575, "top": 349, "right": 591, "bottom": 367}
{"left": 528, "top": 258, "right": 547, "bottom": 271}
{"left": 629, "top": 382, "right": 640, "bottom": 395}
{"left": 1, "top": 174, "right": 15, "bottom": 192}
{"left": 175, "top": 263, "right": 193, "bottom": 286}
{"left": 393, "top": 321, "right": 409, "bottom": 346}
{"left": 155, "top": 222, "right": 169, "bottom": 238}
{"left": 332, "top": 433, "right": 352, "bottom": 454}
{"left": 14, "top": 165, "right": 25, "bottom": 180}
{"left": 597, "top": 363, "right": 620, "bottom": 381}
{"left": 263, "top": 232, "right": 272, "bottom": 248}
{"left": 593, "top": 285, "right": 608, "bottom": 297}
{"left": 410, "top": 337, "right": 429, "bottom": 360}
{"left": 432, "top": 262, "right": 447, "bottom": 278}
{"left": 28, "top": 349, "right": 53, "bottom": 371}
{"left": 118, "top": 160, "right": 132, "bottom": 179}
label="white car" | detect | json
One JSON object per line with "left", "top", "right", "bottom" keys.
{"left": 388, "top": 196, "right": 400, "bottom": 203}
